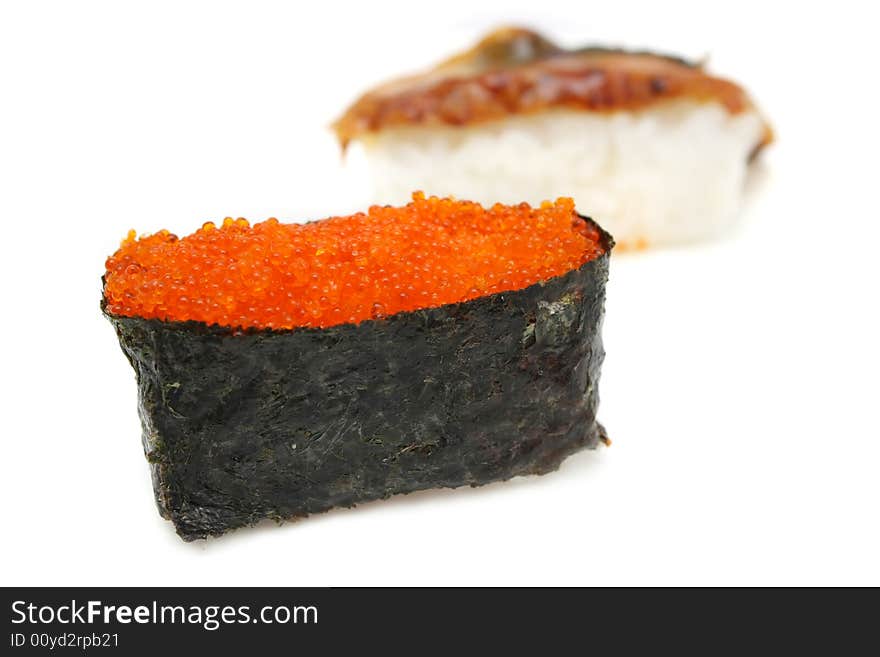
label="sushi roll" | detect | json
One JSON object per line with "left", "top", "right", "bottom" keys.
{"left": 103, "top": 193, "right": 613, "bottom": 540}
{"left": 334, "top": 27, "right": 773, "bottom": 249}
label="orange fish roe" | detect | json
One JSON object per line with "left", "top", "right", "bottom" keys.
{"left": 103, "top": 193, "right": 605, "bottom": 330}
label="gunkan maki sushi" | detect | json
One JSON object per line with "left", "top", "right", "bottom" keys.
{"left": 102, "top": 193, "right": 613, "bottom": 540}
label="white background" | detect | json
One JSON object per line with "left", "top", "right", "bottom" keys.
{"left": 1, "top": 0, "right": 878, "bottom": 586}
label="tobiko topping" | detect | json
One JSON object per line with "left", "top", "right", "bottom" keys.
{"left": 103, "top": 193, "right": 604, "bottom": 329}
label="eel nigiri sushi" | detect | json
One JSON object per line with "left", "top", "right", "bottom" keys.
{"left": 102, "top": 194, "right": 613, "bottom": 540}
{"left": 335, "top": 27, "right": 773, "bottom": 249}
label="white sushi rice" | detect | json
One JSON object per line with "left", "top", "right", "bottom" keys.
{"left": 356, "top": 100, "right": 766, "bottom": 248}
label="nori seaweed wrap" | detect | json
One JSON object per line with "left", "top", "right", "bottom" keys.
{"left": 103, "top": 196, "right": 613, "bottom": 540}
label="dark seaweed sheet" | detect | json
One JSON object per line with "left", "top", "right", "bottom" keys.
{"left": 104, "top": 218, "right": 613, "bottom": 541}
